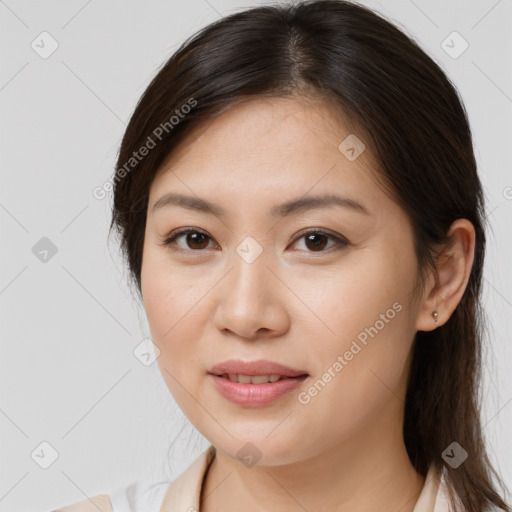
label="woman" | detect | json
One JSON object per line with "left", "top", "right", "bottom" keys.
{"left": 54, "top": 0, "right": 510, "bottom": 510}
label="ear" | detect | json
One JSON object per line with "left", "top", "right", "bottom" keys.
{"left": 416, "top": 219, "right": 476, "bottom": 332}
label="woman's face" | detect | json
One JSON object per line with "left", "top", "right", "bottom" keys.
{"left": 141, "top": 95, "right": 424, "bottom": 465}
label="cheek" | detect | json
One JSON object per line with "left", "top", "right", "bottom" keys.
{"left": 142, "top": 264, "right": 208, "bottom": 422}
{"left": 295, "top": 304, "right": 414, "bottom": 450}
{"left": 296, "top": 248, "right": 417, "bottom": 417}
{"left": 141, "top": 255, "right": 209, "bottom": 381}
{"left": 142, "top": 249, "right": 204, "bottom": 336}
{"left": 302, "top": 256, "right": 415, "bottom": 354}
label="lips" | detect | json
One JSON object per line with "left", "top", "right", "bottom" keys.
{"left": 208, "top": 359, "right": 308, "bottom": 378}
{"left": 207, "top": 359, "right": 309, "bottom": 407}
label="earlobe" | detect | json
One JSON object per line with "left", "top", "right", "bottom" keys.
{"left": 415, "top": 219, "right": 476, "bottom": 333}
{"left": 415, "top": 301, "right": 441, "bottom": 333}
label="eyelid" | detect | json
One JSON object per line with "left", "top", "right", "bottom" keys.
{"left": 289, "top": 227, "right": 347, "bottom": 245}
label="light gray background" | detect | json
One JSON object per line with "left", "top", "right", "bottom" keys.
{"left": 1, "top": 0, "right": 511, "bottom": 510}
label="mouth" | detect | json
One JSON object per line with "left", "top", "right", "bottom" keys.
{"left": 207, "top": 359, "right": 309, "bottom": 407}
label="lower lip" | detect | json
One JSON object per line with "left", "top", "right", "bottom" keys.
{"left": 208, "top": 374, "right": 308, "bottom": 407}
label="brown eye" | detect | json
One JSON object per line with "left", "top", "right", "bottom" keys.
{"left": 304, "top": 233, "right": 329, "bottom": 251}
{"left": 164, "top": 229, "right": 215, "bottom": 251}
{"left": 290, "top": 230, "right": 348, "bottom": 253}
{"left": 184, "top": 232, "right": 210, "bottom": 250}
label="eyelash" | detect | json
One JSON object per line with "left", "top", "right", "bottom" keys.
{"left": 162, "top": 228, "right": 348, "bottom": 254}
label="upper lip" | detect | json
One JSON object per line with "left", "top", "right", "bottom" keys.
{"left": 209, "top": 359, "right": 308, "bottom": 377}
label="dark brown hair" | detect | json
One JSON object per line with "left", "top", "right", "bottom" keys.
{"left": 109, "top": 1, "right": 510, "bottom": 510}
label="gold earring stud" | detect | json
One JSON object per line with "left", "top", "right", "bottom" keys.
{"left": 432, "top": 311, "right": 438, "bottom": 323}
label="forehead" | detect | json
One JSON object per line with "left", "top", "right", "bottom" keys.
{"left": 149, "top": 95, "right": 386, "bottom": 213}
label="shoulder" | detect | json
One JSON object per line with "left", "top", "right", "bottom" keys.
{"left": 52, "top": 445, "right": 216, "bottom": 512}
{"left": 51, "top": 493, "right": 112, "bottom": 512}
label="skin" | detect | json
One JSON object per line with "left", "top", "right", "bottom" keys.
{"left": 140, "top": 95, "right": 475, "bottom": 512}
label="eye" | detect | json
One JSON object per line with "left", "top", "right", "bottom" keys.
{"left": 162, "top": 227, "right": 347, "bottom": 254}
{"left": 163, "top": 228, "right": 217, "bottom": 251}
{"left": 289, "top": 229, "right": 348, "bottom": 253}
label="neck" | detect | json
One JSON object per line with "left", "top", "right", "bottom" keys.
{"left": 200, "top": 418, "right": 425, "bottom": 512}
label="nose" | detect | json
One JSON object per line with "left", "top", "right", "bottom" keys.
{"left": 212, "top": 250, "right": 290, "bottom": 340}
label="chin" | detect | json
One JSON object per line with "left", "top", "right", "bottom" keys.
{"left": 211, "top": 433, "right": 306, "bottom": 468}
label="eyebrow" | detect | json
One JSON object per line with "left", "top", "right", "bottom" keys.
{"left": 152, "top": 192, "right": 370, "bottom": 217}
